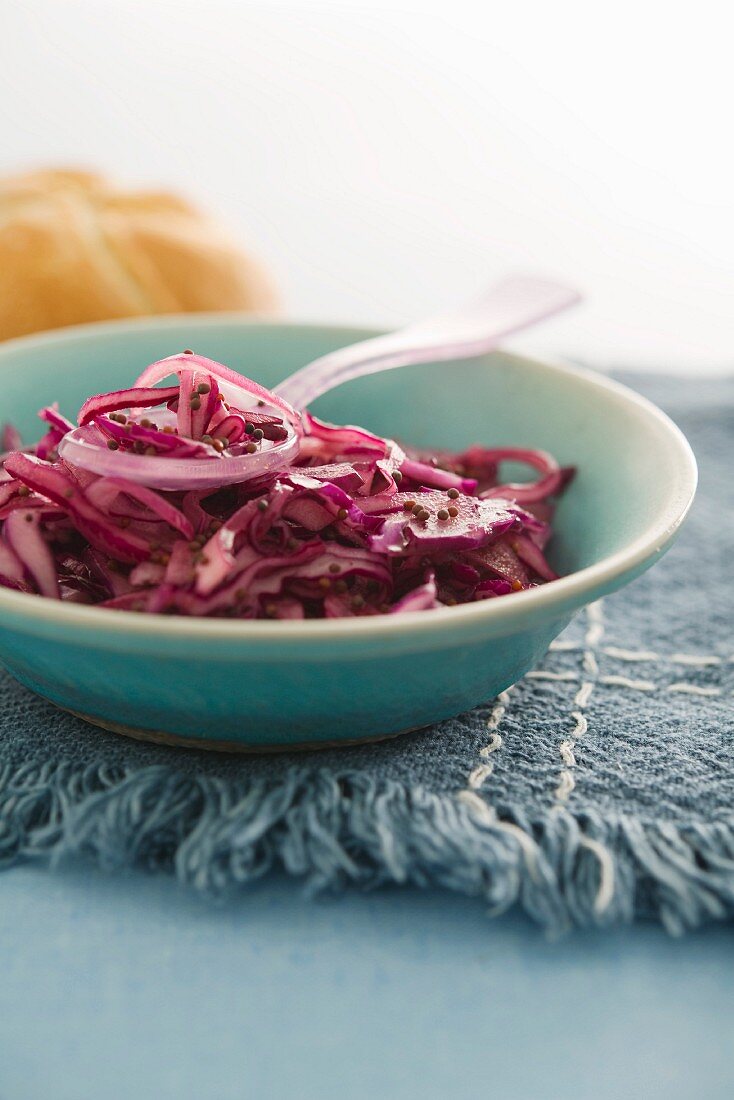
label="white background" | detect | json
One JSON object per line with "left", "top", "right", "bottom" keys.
{"left": 2, "top": 0, "right": 732, "bottom": 372}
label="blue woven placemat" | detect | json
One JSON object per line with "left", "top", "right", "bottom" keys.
{"left": 1, "top": 374, "right": 732, "bottom": 934}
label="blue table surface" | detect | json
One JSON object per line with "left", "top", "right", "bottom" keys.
{"left": 1, "top": 866, "right": 733, "bottom": 1100}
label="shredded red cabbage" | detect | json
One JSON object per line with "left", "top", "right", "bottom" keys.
{"left": 0, "top": 354, "right": 573, "bottom": 617}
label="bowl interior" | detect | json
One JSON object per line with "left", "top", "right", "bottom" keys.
{"left": 0, "top": 318, "right": 689, "bottom": 578}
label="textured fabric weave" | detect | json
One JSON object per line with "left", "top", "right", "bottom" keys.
{"left": 1, "top": 374, "right": 732, "bottom": 933}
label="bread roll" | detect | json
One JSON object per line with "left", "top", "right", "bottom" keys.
{"left": 0, "top": 169, "right": 277, "bottom": 340}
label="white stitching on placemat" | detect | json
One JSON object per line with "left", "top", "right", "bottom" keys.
{"left": 459, "top": 686, "right": 546, "bottom": 880}
{"left": 486, "top": 691, "right": 511, "bottom": 731}
{"left": 526, "top": 669, "right": 721, "bottom": 698}
{"left": 559, "top": 740, "right": 576, "bottom": 767}
{"left": 570, "top": 710, "right": 588, "bottom": 737}
{"left": 457, "top": 789, "right": 541, "bottom": 880}
{"left": 479, "top": 732, "right": 503, "bottom": 759}
{"left": 467, "top": 689, "right": 512, "bottom": 790}
{"left": 585, "top": 601, "right": 605, "bottom": 647}
{"left": 555, "top": 769, "right": 576, "bottom": 800}
{"left": 526, "top": 670, "right": 578, "bottom": 682}
{"left": 467, "top": 763, "right": 493, "bottom": 789}
{"left": 578, "top": 835, "right": 616, "bottom": 915}
{"left": 602, "top": 647, "right": 660, "bottom": 661}
{"left": 671, "top": 654, "right": 723, "bottom": 666}
{"left": 554, "top": 602, "right": 616, "bottom": 914}
{"left": 599, "top": 674, "right": 656, "bottom": 691}
{"left": 573, "top": 681, "right": 594, "bottom": 708}
{"left": 583, "top": 651, "right": 599, "bottom": 676}
{"left": 550, "top": 643, "right": 729, "bottom": 667}
{"left": 554, "top": 601, "right": 604, "bottom": 805}
{"left": 668, "top": 683, "right": 722, "bottom": 697}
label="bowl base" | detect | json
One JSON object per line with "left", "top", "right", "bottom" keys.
{"left": 63, "top": 707, "right": 425, "bottom": 754}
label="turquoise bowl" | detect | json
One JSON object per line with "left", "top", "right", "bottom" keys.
{"left": 0, "top": 316, "right": 696, "bottom": 750}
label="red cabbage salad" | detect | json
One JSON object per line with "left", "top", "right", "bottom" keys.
{"left": 0, "top": 352, "right": 573, "bottom": 619}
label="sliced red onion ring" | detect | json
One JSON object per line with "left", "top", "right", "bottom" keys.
{"left": 479, "top": 448, "right": 563, "bottom": 503}
{"left": 511, "top": 531, "right": 558, "bottom": 581}
{"left": 214, "top": 414, "right": 247, "bottom": 446}
{"left": 39, "top": 405, "right": 75, "bottom": 435}
{"left": 4, "top": 509, "right": 60, "bottom": 598}
{"left": 93, "top": 416, "right": 214, "bottom": 458}
{"left": 4, "top": 452, "right": 152, "bottom": 563}
{"left": 399, "top": 457, "right": 478, "bottom": 495}
{"left": 298, "top": 412, "right": 386, "bottom": 460}
{"left": 84, "top": 478, "right": 195, "bottom": 540}
{"left": 135, "top": 352, "right": 301, "bottom": 431}
{"left": 58, "top": 421, "right": 300, "bottom": 491}
{"left": 0, "top": 480, "right": 21, "bottom": 508}
{"left": 57, "top": 358, "right": 301, "bottom": 491}
{"left": 79, "top": 386, "right": 180, "bottom": 426}
{"left": 0, "top": 534, "right": 25, "bottom": 584}
{"left": 390, "top": 573, "right": 439, "bottom": 613}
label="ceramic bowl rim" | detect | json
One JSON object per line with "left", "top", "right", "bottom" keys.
{"left": 0, "top": 313, "right": 698, "bottom": 640}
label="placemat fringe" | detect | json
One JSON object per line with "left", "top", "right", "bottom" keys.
{"left": 2, "top": 759, "right": 733, "bottom": 935}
